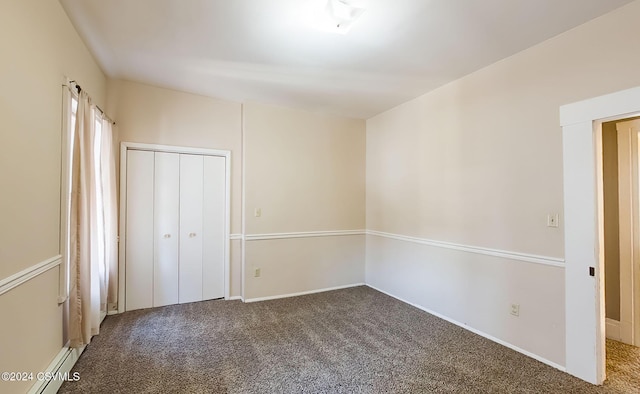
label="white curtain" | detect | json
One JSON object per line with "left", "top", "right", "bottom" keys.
{"left": 68, "top": 89, "right": 117, "bottom": 348}
{"left": 100, "top": 118, "right": 118, "bottom": 306}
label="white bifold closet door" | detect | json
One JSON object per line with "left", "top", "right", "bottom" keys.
{"left": 125, "top": 150, "right": 155, "bottom": 311}
{"left": 202, "top": 155, "right": 225, "bottom": 300}
{"left": 154, "top": 152, "right": 180, "bottom": 307}
{"left": 125, "top": 149, "right": 225, "bottom": 311}
{"left": 178, "top": 154, "right": 204, "bottom": 304}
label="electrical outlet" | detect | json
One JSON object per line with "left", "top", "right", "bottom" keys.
{"left": 510, "top": 304, "right": 520, "bottom": 317}
{"left": 254, "top": 268, "right": 261, "bottom": 278}
{"left": 547, "top": 213, "right": 559, "bottom": 228}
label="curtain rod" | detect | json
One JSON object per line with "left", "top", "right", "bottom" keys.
{"left": 68, "top": 80, "right": 116, "bottom": 125}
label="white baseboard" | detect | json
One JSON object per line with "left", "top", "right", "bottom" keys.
{"left": 229, "top": 295, "right": 244, "bottom": 301}
{"left": 28, "top": 345, "right": 85, "bottom": 394}
{"left": 244, "top": 283, "right": 365, "bottom": 303}
{"left": 366, "top": 284, "right": 566, "bottom": 372}
{"left": 606, "top": 318, "right": 621, "bottom": 341}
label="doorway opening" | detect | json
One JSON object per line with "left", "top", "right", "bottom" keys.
{"left": 601, "top": 117, "right": 640, "bottom": 389}
{"left": 560, "top": 85, "right": 640, "bottom": 385}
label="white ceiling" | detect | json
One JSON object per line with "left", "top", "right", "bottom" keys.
{"left": 60, "top": 0, "right": 632, "bottom": 119}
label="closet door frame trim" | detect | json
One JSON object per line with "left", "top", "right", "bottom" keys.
{"left": 119, "top": 142, "right": 232, "bottom": 313}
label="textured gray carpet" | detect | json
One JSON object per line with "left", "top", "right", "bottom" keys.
{"left": 59, "top": 286, "right": 637, "bottom": 393}
{"left": 606, "top": 338, "right": 640, "bottom": 393}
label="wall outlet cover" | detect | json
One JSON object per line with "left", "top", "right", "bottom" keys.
{"left": 547, "top": 213, "right": 559, "bottom": 228}
{"left": 510, "top": 303, "right": 520, "bottom": 317}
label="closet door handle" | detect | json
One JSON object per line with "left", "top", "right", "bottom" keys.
{"left": 189, "top": 232, "right": 197, "bottom": 238}
{"left": 163, "top": 234, "right": 171, "bottom": 238}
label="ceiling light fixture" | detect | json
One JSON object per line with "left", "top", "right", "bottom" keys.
{"left": 324, "top": 0, "right": 365, "bottom": 34}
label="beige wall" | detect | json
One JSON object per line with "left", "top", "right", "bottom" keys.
{"left": 243, "top": 103, "right": 366, "bottom": 234}
{"left": 0, "top": 0, "right": 107, "bottom": 392}
{"left": 246, "top": 235, "right": 366, "bottom": 299}
{"left": 243, "top": 103, "right": 366, "bottom": 299}
{"left": 0, "top": 0, "right": 106, "bottom": 278}
{"left": 366, "top": 235, "right": 566, "bottom": 363}
{"left": 366, "top": 0, "right": 640, "bottom": 367}
{"left": 108, "top": 89, "right": 367, "bottom": 301}
{"left": 602, "top": 121, "right": 620, "bottom": 321}
{"left": 0, "top": 270, "right": 62, "bottom": 393}
{"left": 369, "top": 0, "right": 640, "bottom": 257}
{"left": 107, "top": 79, "right": 243, "bottom": 296}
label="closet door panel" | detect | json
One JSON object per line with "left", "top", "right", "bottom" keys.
{"left": 203, "top": 155, "right": 226, "bottom": 300}
{"left": 153, "top": 152, "right": 180, "bottom": 307}
{"left": 125, "top": 150, "right": 154, "bottom": 311}
{"left": 179, "top": 154, "right": 204, "bottom": 304}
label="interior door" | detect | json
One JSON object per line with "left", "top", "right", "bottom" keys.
{"left": 124, "top": 146, "right": 228, "bottom": 310}
{"left": 179, "top": 154, "right": 204, "bottom": 304}
{"left": 203, "top": 155, "right": 226, "bottom": 300}
{"left": 125, "top": 149, "right": 154, "bottom": 311}
{"left": 153, "top": 152, "right": 179, "bottom": 307}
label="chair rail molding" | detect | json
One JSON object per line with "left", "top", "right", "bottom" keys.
{"left": 244, "top": 230, "right": 366, "bottom": 241}
{"left": 366, "top": 230, "right": 565, "bottom": 268}
{"left": 0, "top": 255, "right": 62, "bottom": 296}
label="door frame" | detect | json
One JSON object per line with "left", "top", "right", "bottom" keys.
{"left": 560, "top": 85, "right": 640, "bottom": 384}
{"left": 118, "top": 142, "right": 232, "bottom": 313}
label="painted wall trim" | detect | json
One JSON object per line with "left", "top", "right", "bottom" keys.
{"left": 229, "top": 295, "right": 244, "bottom": 301}
{"left": 367, "top": 230, "right": 565, "bottom": 268}
{"left": 245, "top": 230, "right": 366, "bottom": 241}
{"left": 560, "top": 85, "right": 640, "bottom": 126}
{"left": 0, "top": 255, "right": 62, "bottom": 297}
{"left": 28, "top": 344, "right": 85, "bottom": 394}
{"left": 121, "top": 142, "right": 232, "bottom": 157}
{"left": 367, "top": 284, "right": 566, "bottom": 372}
{"left": 240, "top": 103, "right": 247, "bottom": 302}
{"left": 606, "top": 318, "right": 621, "bottom": 341}
{"left": 244, "top": 283, "right": 365, "bottom": 303}
{"left": 241, "top": 229, "right": 562, "bottom": 267}
{"left": 229, "top": 234, "right": 243, "bottom": 240}
{"left": 59, "top": 78, "right": 74, "bottom": 305}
